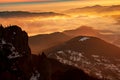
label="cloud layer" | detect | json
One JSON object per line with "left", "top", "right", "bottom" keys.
{"left": 0, "top": 5, "right": 120, "bottom": 36}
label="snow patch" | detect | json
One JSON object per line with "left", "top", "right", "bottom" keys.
{"left": 30, "top": 70, "right": 40, "bottom": 80}
{"left": 92, "top": 55, "right": 99, "bottom": 58}
{"left": 13, "top": 32, "right": 16, "bottom": 35}
{"left": 78, "top": 53, "right": 83, "bottom": 57}
{"left": 57, "top": 51, "right": 64, "bottom": 54}
{"left": 79, "top": 37, "right": 90, "bottom": 41}
{"left": 7, "top": 52, "right": 21, "bottom": 59}
{"left": 0, "top": 39, "right": 22, "bottom": 59}
{"left": 2, "top": 39, "right": 6, "bottom": 44}
{"left": 53, "top": 49, "right": 120, "bottom": 80}
{"left": 8, "top": 43, "right": 22, "bottom": 59}
{"left": 95, "top": 71, "right": 102, "bottom": 78}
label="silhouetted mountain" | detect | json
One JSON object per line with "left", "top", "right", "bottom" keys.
{"left": 29, "top": 32, "right": 71, "bottom": 54}
{"left": 63, "top": 26, "right": 120, "bottom": 47}
{"left": 65, "top": 5, "right": 120, "bottom": 14}
{"left": 0, "top": 25, "right": 100, "bottom": 80}
{"left": 0, "top": 11, "right": 66, "bottom": 18}
{"left": 45, "top": 36, "right": 120, "bottom": 80}
{"left": 63, "top": 26, "right": 101, "bottom": 37}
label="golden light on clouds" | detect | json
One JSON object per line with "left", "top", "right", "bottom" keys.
{"left": 0, "top": 0, "right": 120, "bottom": 12}
{"left": 0, "top": 13, "right": 119, "bottom": 36}
{"left": 0, "top": 0, "right": 120, "bottom": 36}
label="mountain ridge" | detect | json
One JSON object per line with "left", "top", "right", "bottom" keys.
{"left": 0, "top": 25, "right": 101, "bottom": 80}
{"left": 0, "top": 11, "right": 66, "bottom": 18}
{"left": 65, "top": 5, "right": 120, "bottom": 14}
{"left": 29, "top": 26, "right": 120, "bottom": 54}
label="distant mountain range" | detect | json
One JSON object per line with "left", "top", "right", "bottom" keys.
{"left": 29, "top": 26, "right": 120, "bottom": 53}
{"left": 0, "top": 11, "right": 66, "bottom": 18}
{"left": 65, "top": 5, "right": 120, "bottom": 14}
{"left": 63, "top": 26, "right": 101, "bottom": 37}
{"left": 63, "top": 26, "right": 120, "bottom": 47}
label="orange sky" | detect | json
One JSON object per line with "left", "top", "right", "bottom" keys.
{"left": 0, "top": 0, "right": 120, "bottom": 12}
{"left": 0, "top": 0, "right": 50, "bottom": 3}
{"left": 1, "top": 0, "right": 120, "bottom": 4}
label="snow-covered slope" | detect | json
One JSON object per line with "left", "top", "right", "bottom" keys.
{"left": 46, "top": 36, "right": 120, "bottom": 80}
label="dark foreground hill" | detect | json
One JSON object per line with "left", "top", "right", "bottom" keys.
{"left": 45, "top": 36, "right": 120, "bottom": 80}
{"left": 0, "top": 25, "right": 101, "bottom": 80}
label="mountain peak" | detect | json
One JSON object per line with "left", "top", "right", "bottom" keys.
{"left": 79, "top": 36, "right": 90, "bottom": 42}
{"left": 63, "top": 26, "right": 100, "bottom": 37}
{"left": 47, "top": 35, "right": 120, "bottom": 58}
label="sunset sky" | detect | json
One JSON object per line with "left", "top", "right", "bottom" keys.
{"left": 0, "top": 0, "right": 120, "bottom": 3}
{"left": 0, "top": 0, "right": 120, "bottom": 36}
{"left": 0, "top": 0, "right": 120, "bottom": 12}
{"left": 0, "top": 0, "right": 52, "bottom": 3}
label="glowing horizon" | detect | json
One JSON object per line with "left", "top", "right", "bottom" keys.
{"left": 0, "top": 0, "right": 120, "bottom": 12}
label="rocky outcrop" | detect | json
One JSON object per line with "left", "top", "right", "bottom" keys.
{"left": 0, "top": 25, "right": 32, "bottom": 80}
{"left": 0, "top": 25, "right": 31, "bottom": 56}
